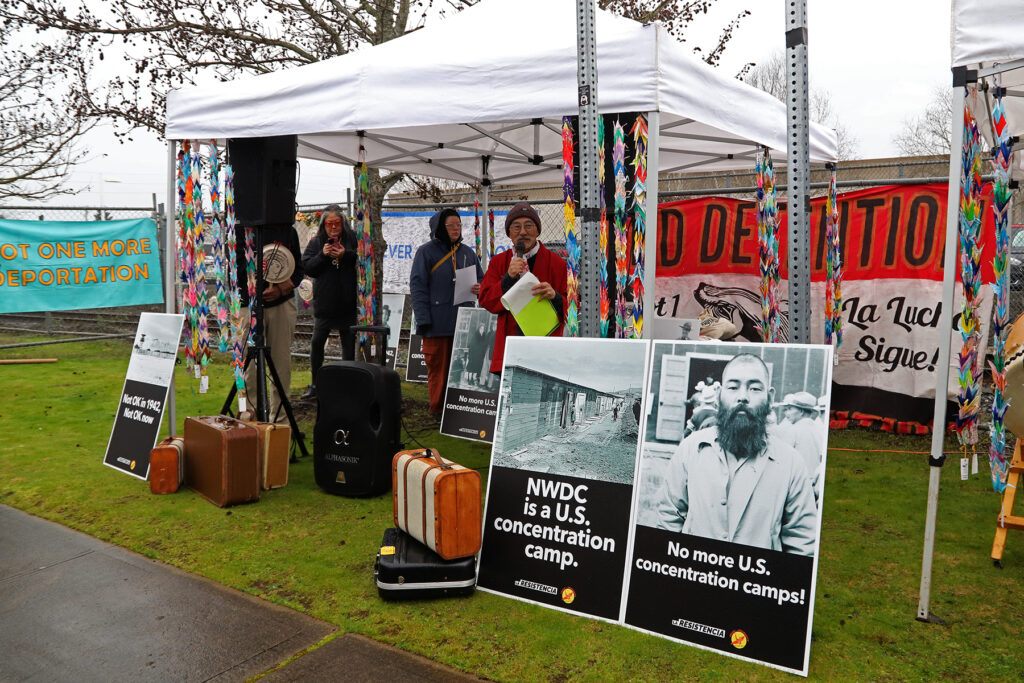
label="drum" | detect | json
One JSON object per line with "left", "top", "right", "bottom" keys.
{"left": 262, "top": 244, "right": 295, "bottom": 283}
{"left": 1003, "top": 312, "right": 1024, "bottom": 437}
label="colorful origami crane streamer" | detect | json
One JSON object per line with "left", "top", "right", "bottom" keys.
{"left": 183, "top": 141, "right": 199, "bottom": 371}
{"left": 474, "top": 200, "right": 482, "bottom": 260}
{"left": 613, "top": 121, "right": 629, "bottom": 338}
{"left": 488, "top": 209, "right": 495, "bottom": 259}
{"left": 756, "top": 147, "right": 781, "bottom": 343}
{"left": 598, "top": 116, "right": 610, "bottom": 338}
{"left": 175, "top": 145, "right": 192, "bottom": 371}
{"left": 955, "top": 95, "right": 984, "bottom": 447}
{"left": 824, "top": 165, "right": 843, "bottom": 353}
{"left": 192, "top": 144, "right": 209, "bottom": 375}
{"left": 355, "top": 153, "right": 376, "bottom": 347}
{"left": 244, "top": 225, "right": 257, "bottom": 338}
{"left": 562, "top": 116, "right": 580, "bottom": 337}
{"left": 630, "top": 114, "right": 648, "bottom": 339}
{"left": 224, "top": 163, "right": 245, "bottom": 392}
{"left": 209, "top": 141, "right": 229, "bottom": 353}
{"left": 988, "top": 79, "right": 1013, "bottom": 492}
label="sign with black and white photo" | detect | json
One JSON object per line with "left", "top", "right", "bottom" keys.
{"left": 103, "top": 312, "right": 184, "bottom": 479}
{"left": 440, "top": 307, "right": 499, "bottom": 443}
{"left": 624, "top": 341, "right": 831, "bottom": 675}
{"left": 478, "top": 337, "right": 650, "bottom": 621}
{"left": 381, "top": 293, "right": 406, "bottom": 370}
{"left": 405, "top": 312, "right": 428, "bottom": 382}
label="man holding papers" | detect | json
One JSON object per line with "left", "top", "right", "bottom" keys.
{"left": 478, "top": 202, "right": 567, "bottom": 374}
{"left": 409, "top": 208, "right": 484, "bottom": 420}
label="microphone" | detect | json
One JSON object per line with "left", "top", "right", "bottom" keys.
{"left": 513, "top": 240, "right": 527, "bottom": 279}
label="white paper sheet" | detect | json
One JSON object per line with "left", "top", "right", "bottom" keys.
{"left": 499, "top": 272, "right": 540, "bottom": 314}
{"left": 454, "top": 265, "right": 478, "bottom": 305}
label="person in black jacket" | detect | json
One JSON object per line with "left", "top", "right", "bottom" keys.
{"left": 300, "top": 204, "right": 358, "bottom": 399}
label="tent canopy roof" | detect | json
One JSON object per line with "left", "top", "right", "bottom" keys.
{"left": 166, "top": 0, "right": 838, "bottom": 184}
{"left": 951, "top": 0, "right": 1024, "bottom": 170}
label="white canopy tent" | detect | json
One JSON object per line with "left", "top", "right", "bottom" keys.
{"left": 163, "top": 0, "right": 837, "bottom": 330}
{"left": 919, "top": 0, "right": 1024, "bottom": 622}
{"left": 161, "top": 0, "right": 838, "bottom": 426}
{"left": 166, "top": 0, "right": 837, "bottom": 185}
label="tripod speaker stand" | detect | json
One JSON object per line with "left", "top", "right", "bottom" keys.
{"left": 219, "top": 135, "right": 307, "bottom": 459}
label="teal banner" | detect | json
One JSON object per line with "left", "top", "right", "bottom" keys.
{"left": 0, "top": 219, "right": 163, "bottom": 313}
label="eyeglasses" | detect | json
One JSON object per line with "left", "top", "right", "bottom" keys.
{"left": 508, "top": 221, "right": 537, "bottom": 234}
{"left": 324, "top": 219, "right": 343, "bottom": 227}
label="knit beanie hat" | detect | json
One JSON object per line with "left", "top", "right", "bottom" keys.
{"left": 504, "top": 202, "right": 541, "bottom": 236}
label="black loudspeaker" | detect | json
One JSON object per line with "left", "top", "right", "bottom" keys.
{"left": 314, "top": 361, "right": 403, "bottom": 496}
{"left": 227, "top": 135, "right": 298, "bottom": 226}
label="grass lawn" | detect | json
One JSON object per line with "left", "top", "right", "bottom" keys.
{"left": 0, "top": 331, "right": 1020, "bottom": 681}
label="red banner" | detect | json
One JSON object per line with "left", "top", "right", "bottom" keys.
{"left": 657, "top": 183, "right": 994, "bottom": 282}
{"left": 654, "top": 183, "right": 995, "bottom": 432}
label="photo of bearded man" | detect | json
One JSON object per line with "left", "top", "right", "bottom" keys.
{"left": 653, "top": 352, "right": 818, "bottom": 555}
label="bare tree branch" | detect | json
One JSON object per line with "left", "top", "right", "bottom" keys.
{"left": 744, "top": 50, "right": 860, "bottom": 160}
{"left": 0, "top": 24, "right": 95, "bottom": 200}
{"left": 892, "top": 86, "right": 952, "bottom": 157}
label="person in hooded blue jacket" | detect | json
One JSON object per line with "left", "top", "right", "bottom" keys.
{"left": 409, "top": 208, "right": 484, "bottom": 420}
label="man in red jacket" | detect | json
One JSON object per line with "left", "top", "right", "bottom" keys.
{"left": 478, "top": 202, "right": 567, "bottom": 374}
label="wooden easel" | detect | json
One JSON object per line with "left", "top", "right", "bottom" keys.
{"left": 991, "top": 440, "right": 1024, "bottom": 567}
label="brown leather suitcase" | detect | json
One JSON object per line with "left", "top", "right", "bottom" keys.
{"left": 149, "top": 436, "right": 185, "bottom": 494}
{"left": 392, "top": 448, "right": 481, "bottom": 560}
{"left": 242, "top": 421, "right": 290, "bottom": 490}
{"left": 184, "top": 416, "right": 260, "bottom": 507}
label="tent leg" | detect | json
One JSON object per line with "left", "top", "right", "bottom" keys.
{"left": 481, "top": 156, "right": 491, "bottom": 268}
{"left": 643, "top": 111, "right": 659, "bottom": 339}
{"left": 917, "top": 85, "right": 966, "bottom": 624}
{"left": 165, "top": 140, "right": 178, "bottom": 437}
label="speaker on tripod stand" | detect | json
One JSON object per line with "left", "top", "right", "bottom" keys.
{"left": 220, "top": 134, "right": 308, "bottom": 458}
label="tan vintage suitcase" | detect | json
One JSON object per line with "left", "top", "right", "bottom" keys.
{"left": 149, "top": 436, "right": 185, "bottom": 494}
{"left": 183, "top": 416, "right": 260, "bottom": 507}
{"left": 392, "top": 448, "right": 482, "bottom": 560}
{"left": 242, "top": 421, "right": 290, "bottom": 490}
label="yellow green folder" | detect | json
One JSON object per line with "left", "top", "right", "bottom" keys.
{"left": 499, "top": 272, "right": 560, "bottom": 336}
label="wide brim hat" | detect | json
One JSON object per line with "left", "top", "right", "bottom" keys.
{"left": 782, "top": 391, "right": 818, "bottom": 411}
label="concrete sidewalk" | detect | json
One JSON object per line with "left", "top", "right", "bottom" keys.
{"left": 0, "top": 505, "right": 480, "bottom": 682}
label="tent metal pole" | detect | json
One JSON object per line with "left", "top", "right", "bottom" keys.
{"left": 576, "top": 0, "right": 601, "bottom": 338}
{"left": 644, "top": 111, "right": 660, "bottom": 339}
{"left": 785, "top": 0, "right": 812, "bottom": 344}
{"left": 916, "top": 85, "right": 966, "bottom": 624}
{"left": 481, "top": 155, "right": 491, "bottom": 268}
{"left": 165, "top": 140, "right": 177, "bottom": 436}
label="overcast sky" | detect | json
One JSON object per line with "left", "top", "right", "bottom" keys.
{"left": 51, "top": 0, "right": 952, "bottom": 209}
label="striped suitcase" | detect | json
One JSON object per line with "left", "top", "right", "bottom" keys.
{"left": 392, "top": 448, "right": 481, "bottom": 560}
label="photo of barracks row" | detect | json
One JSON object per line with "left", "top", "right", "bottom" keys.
{"left": 493, "top": 362, "right": 638, "bottom": 454}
